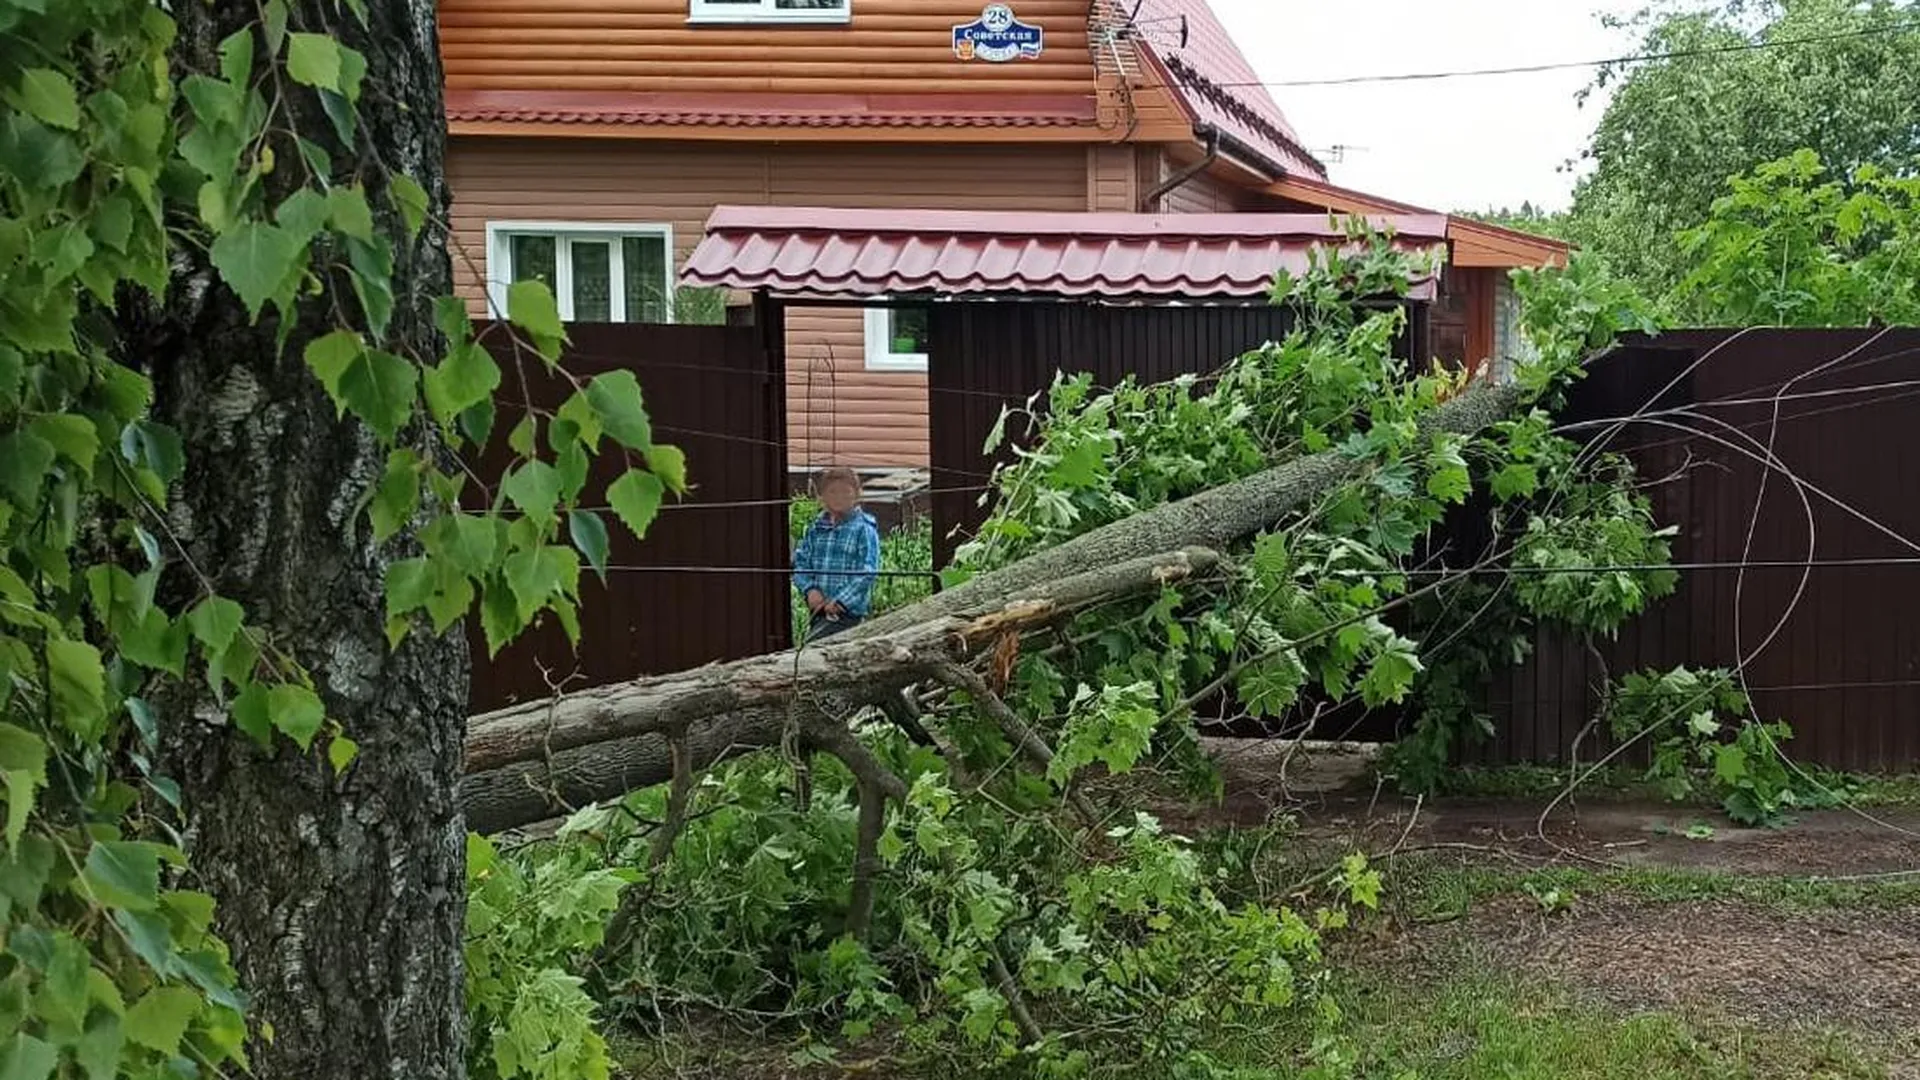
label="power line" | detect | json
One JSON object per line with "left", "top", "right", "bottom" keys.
{"left": 1372, "top": 556, "right": 1920, "bottom": 578}
{"left": 652, "top": 484, "right": 991, "bottom": 512}
{"left": 1161, "top": 19, "right": 1920, "bottom": 90}
{"left": 607, "top": 565, "right": 937, "bottom": 578}
{"left": 595, "top": 555, "right": 1920, "bottom": 578}
{"left": 1479, "top": 678, "right": 1920, "bottom": 702}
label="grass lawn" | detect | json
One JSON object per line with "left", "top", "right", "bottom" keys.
{"left": 1264, "top": 969, "right": 1894, "bottom": 1080}
{"left": 1206, "top": 854, "right": 1916, "bottom": 1080}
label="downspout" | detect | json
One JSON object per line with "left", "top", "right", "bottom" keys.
{"left": 1139, "top": 123, "right": 1220, "bottom": 212}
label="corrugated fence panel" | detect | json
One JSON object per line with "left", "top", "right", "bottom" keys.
{"left": 927, "top": 302, "right": 1300, "bottom": 565}
{"left": 467, "top": 321, "right": 788, "bottom": 712}
{"left": 1477, "top": 328, "right": 1920, "bottom": 772}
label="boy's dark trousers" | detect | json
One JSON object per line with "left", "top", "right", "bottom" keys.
{"left": 807, "top": 613, "right": 862, "bottom": 643}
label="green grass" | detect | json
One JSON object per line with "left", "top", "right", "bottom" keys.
{"left": 609, "top": 848, "right": 1916, "bottom": 1079}
{"left": 1835, "top": 772, "right": 1920, "bottom": 807}
{"left": 616, "top": 954, "right": 1904, "bottom": 1080}
{"left": 1433, "top": 764, "right": 1920, "bottom": 811}
{"left": 1383, "top": 858, "right": 1920, "bottom": 925}
{"left": 1225, "top": 970, "right": 1895, "bottom": 1080}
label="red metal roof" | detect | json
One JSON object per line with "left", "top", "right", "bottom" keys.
{"left": 1134, "top": 0, "right": 1326, "bottom": 179}
{"left": 444, "top": 90, "right": 1098, "bottom": 130}
{"left": 1267, "top": 175, "right": 1572, "bottom": 268}
{"left": 681, "top": 206, "right": 1446, "bottom": 301}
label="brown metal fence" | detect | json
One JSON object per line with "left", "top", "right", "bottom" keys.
{"left": 466, "top": 319, "right": 790, "bottom": 712}
{"left": 926, "top": 300, "right": 1435, "bottom": 566}
{"left": 1471, "top": 328, "right": 1920, "bottom": 772}
{"left": 929, "top": 302, "right": 1311, "bottom": 566}
{"left": 459, "top": 313, "right": 1920, "bottom": 771}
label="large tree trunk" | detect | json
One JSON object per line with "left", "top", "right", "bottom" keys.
{"left": 459, "top": 383, "right": 1526, "bottom": 833}
{"left": 142, "top": 2, "right": 467, "bottom": 1077}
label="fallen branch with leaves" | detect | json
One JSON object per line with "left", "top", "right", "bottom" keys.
{"left": 459, "top": 381, "right": 1526, "bottom": 834}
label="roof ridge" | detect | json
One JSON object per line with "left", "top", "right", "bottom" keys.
{"left": 703, "top": 205, "right": 1449, "bottom": 241}
{"left": 1160, "top": 54, "right": 1324, "bottom": 177}
{"left": 1127, "top": 0, "right": 1327, "bottom": 180}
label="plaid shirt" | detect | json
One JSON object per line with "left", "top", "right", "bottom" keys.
{"left": 793, "top": 508, "right": 881, "bottom": 617}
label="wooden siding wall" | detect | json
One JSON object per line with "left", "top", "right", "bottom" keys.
{"left": 1144, "top": 152, "right": 1268, "bottom": 215}
{"left": 1086, "top": 145, "right": 1142, "bottom": 211}
{"left": 448, "top": 137, "right": 1090, "bottom": 467}
{"left": 1429, "top": 271, "right": 1469, "bottom": 366}
{"left": 438, "top": 0, "right": 1098, "bottom": 96}
{"left": 1458, "top": 267, "right": 1497, "bottom": 371}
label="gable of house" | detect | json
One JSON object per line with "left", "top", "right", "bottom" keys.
{"left": 440, "top": 0, "right": 1111, "bottom": 140}
{"left": 435, "top": 0, "right": 1326, "bottom": 176}
{"left": 1128, "top": 0, "right": 1325, "bottom": 179}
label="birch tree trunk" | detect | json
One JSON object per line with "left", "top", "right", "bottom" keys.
{"left": 139, "top": 3, "right": 468, "bottom": 1077}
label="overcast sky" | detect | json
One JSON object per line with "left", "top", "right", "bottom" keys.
{"left": 1207, "top": 0, "right": 1653, "bottom": 212}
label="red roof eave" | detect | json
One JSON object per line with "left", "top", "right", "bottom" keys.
{"left": 444, "top": 89, "right": 1099, "bottom": 131}
{"left": 681, "top": 206, "right": 1449, "bottom": 302}
{"left": 1267, "top": 175, "right": 1570, "bottom": 268}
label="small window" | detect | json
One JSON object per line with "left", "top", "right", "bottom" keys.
{"left": 865, "top": 306, "right": 929, "bottom": 372}
{"left": 688, "top": 0, "right": 850, "bottom": 24}
{"left": 1490, "top": 276, "right": 1535, "bottom": 384}
{"left": 486, "top": 223, "right": 675, "bottom": 324}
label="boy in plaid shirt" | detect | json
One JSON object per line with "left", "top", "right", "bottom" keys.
{"left": 793, "top": 467, "right": 881, "bottom": 642}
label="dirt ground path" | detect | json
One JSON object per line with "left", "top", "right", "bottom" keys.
{"left": 1185, "top": 739, "right": 1920, "bottom": 1067}
{"left": 1193, "top": 737, "right": 1920, "bottom": 878}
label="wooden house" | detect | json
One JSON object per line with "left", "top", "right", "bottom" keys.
{"left": 438, "top": 0, "right": 1567, "bottom": 472}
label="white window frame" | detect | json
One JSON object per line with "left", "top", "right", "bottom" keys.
{"left": 483, "top": 221, "right": 676, "bottom": 324}
{"left": 864, "top": 306, "right": 929, "bottom": 373}
{"left": 687, "top": 0, "right": 850, "bottom": 25}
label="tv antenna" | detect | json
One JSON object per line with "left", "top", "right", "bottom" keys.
{"left": 1122, "top": 5, "right": 1188, "bottom": 48}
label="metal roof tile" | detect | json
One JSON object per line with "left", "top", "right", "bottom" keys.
{"left": 1132, "top": 0, "right": 1326, "bottom": 178}
{"left": 681, "top": 206, "right": 1447, "bottom": 301}
{"left": 444, "top": 90, "right": 1098, "bottom": 130}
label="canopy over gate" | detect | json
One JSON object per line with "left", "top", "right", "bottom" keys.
{"left": 681, "top": 205, "right": 1450, "bottom": 303}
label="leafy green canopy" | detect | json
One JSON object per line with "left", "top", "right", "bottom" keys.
{"left": 1668, "top": 149, "right": 1920, "bottom": 326}
{"left": 1, "top": 1, "right": 672, "bottom": 1074}
{"left": 1569, "top": 0, "right": 1920, "bottom": 294}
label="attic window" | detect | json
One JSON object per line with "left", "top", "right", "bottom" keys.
{"left": 688, "top": 0, "right": 850, "bottom": 24}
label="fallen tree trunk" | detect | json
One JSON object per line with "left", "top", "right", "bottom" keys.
{"left": 459, "top": 382, "right": 1527, "bottom": 832}
{"left": 856, "top": 382, "right": 1526, "bottom": 639}
{"left": 465, "top": 548, "right": 1221, "bottom": 774}
{"left": 462, "top": 549, "right": 1217, "bottom": 832}
{"left": 462, "top": 709, "right": 785, "bottom": 836}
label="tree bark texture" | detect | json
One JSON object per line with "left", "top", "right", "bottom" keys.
{"left": 142, "top": 3, "right": 467, "bottom": 1077}
{"left": 455, "top": 385, "right": 1525, "bottom": 833}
